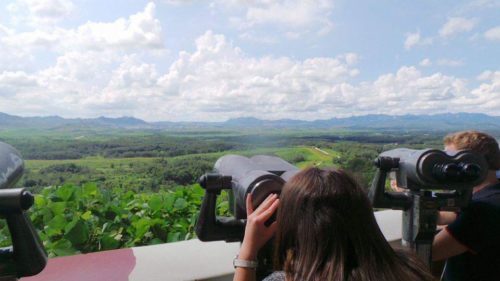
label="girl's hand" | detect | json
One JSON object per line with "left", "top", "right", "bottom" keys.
{"left": 238, "top": 193, "right": 279, "bottom": 260}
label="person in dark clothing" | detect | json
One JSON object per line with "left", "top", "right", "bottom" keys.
{"left": 233, "top": 167, "right": 435, "bottom": 281}
{"left": 432, "top": 131, "right": 500, "bottom": 281}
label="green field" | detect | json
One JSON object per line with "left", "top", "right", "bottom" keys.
{"left": 0, "top": 129, "right": 446, "bottom": 257}
{"left": 25, "top": 145, "right": 342, "bottom": 171}
{"left": 23, "top": 145, "right": 343, "bottom": 191}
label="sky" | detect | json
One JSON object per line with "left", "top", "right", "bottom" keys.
{"left": 0, "top": 0, "right": 498, "bottom": 122}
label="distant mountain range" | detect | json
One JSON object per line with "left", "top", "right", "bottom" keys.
{"left": 1, "top": 112, "right": 499, "bottom": 132}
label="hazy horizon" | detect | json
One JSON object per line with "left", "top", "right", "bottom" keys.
{"left": 2, "top": 111, "right": 500, "bottom": 125}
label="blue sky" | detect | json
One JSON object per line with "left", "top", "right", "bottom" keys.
{"left": 0, "top": 0, "right": 498, "bottom": 121}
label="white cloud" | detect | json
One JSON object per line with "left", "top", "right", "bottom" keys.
{"left": 404, "top": 32, "right": 420, "bottom": 50}
{"left": 2, "top": 28, "right": 63, "bottom": 51}
{"left": 404, "top": 31, "right": 432, "bottom": 50}
{"left": 0, "top": 51, "right": 125, "bottom": 117}
{"left": 0, "top": 2, "right": 165, "bottom": 117}
{"left": 0, "top": 2, "right": 164, "bottom": 57}
{"left": 439, "top": 17, "right": 477, "bottom": 37}
{"left": 40, "top": 51, "right": 118, "bottom": 84}
{"left": 147, "top": 31, "right": 360, "bottom": 120}
{"left": 0, "top": 25, "right": 35, "bottom": 71}
{"left": 477, "top": 70, "right": 494, "bottom": 81}
{"left": 468, "top": 71, "right": 500, "bottom": 110}
{"left": 5, "top": 29, "right": 499, "bottom": 121}
{"left": 419, "top": 58, "right": 432, "bottom": 67}
{"left": 246, "top": 1, "right": 331, "bottom": 26}
{"left": 74, "top": 3, "right": 163, "bottom": 50}
{"left": 87, "top": 56, "right": 162, "bottom": 113}
{"left": 0, "top": 71, "right": 39, "bottom": 97}
{"left": 484, "top": 26, "right": 500, "bottom": 41}
{"left": 0, "top": 31, "right": 362, "bottom": 120}
{"left": 7, "top": 0, "right": 75, "bottom": 26}
{"left": 364, "top": 67, "right": 468, "bottom": 114}
{"left": 218, "top": 0, "right": 334, "bottom": 39}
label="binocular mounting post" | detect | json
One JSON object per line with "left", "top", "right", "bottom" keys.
{"left": 195, "top": 173, "right": 246, "bottom": 242}
{"left": 0, "top": 189, "right": 47, "bottom": 281}
{"left": 0, "top": 141, "right": 47, "bottom": 280}
{"left": 370, "top": 155, "right": 474, "bottom": 268}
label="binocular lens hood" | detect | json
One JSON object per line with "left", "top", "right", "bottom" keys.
{"left": 214, "top": 154, "right": 298, "bottom": 219}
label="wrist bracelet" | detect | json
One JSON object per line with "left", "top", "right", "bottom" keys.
{"left": 233, "top": 256, "right": 258, "bottom": 269}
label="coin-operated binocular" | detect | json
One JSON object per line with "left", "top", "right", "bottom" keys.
{"left": 369, "top": 148, "right": 488, "bottom": 267}
{"left": 195, "top": 155, "right": 298, "bottom": 279}
{"left": 0, "top": 141, "right": 47, "bottom": 280}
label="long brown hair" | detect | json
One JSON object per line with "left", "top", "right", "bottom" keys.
{"left": 273, "top": 167, "right": 435, "bottom": 281}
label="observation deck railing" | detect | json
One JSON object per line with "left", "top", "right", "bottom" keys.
{"left": 21, "top": 210, "right": 402, "bottom": 281}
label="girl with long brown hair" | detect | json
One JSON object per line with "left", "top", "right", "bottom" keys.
{"left": 233, "top": 167, "right": 435, "bottom": 281}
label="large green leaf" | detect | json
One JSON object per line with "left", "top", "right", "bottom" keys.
{"left": 65, "top": 219, "right": 89, "bottom": 245}
{"left": 148, "top": 194, "right": 163, "bottom": 213}
{"left": 100, "top": 234, "right": 120, "bottom": 250}
{"left": 164, "top": 193, "right": 175, "bottom": 209}
{"left": 149, "top": 238, "right": 163, "bottom": 245}
{"left": 56, "top": 184, "right": 74, "bottom": 201}
{"left": 34, "top": 195, "right": 47, "bottom": 207}
{"left": 51, "top": 239, "right": 77, "bottom": 257}
{"left": 131, "top": 218, "right": 151, "bottom": 239}
{"left": 40, "top": 208, "right": 54, "bottom": 225}
{"left": 82, "top": 182, "right": 98, "bottom": 197}
{"left": 81, "top": 211, "right": 92, "bottom": 221}
{"left": 46, "top": 215, "right": 67, "bottom": 236}
{"left": 49, "top": 202, "right": 67, "bottom": 216}
{"left": 167, "top": 232, "right": 181, "bottom": 242}
{"left": 173, "top": 198, "right": 187, "bottom": 210}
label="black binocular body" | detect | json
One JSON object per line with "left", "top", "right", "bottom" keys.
{"left": 196, "top": 154, "right": 298, "bottom": 242}
{"left": 380, "top": 148, "right": 487, "bottom": 190}
{"left": 196, "top": 155, "right": 298, "bottom": 279}
{"left": 369, "top": 148, "right": 488, "bottom": 267}
{"left": 0, "top": 141, "right": 47, "bottom": 280}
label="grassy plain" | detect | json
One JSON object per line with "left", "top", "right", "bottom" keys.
{"left": 23, "top": 145, "right": 343, "bottom": 191}
{"left": 0, "top": 128, "right": 450, "bottom": 256}
{"left": 25, "top": 146, "right": 341, "bottom": 171}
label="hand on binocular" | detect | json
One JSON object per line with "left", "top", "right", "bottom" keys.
{"left": 238, "top": 193, "right": 280, "bottom": 261}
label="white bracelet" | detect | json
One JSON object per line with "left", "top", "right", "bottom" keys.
{"left": 233, "top": 256, "right": 258, "bottom": 269}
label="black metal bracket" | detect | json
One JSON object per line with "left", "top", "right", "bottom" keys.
{"left": 195, "top": 173, "right": 245, "bottom": 242}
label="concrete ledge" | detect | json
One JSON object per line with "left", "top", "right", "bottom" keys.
{"left": 22, "top": 210, "right": 402, "bottom": 281}
{"left": 374, "top": 209, "right": 402, "bottom": 242}
{"left": 130, "top": 239, "right": 240, "bottom": 281}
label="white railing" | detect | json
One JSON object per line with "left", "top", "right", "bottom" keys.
{"left": 21, "top": 210, "right": 402, "bottom": 281}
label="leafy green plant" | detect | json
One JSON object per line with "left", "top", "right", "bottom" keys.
{"left": 0, "top": 183, "right": 208, "bottom": 257}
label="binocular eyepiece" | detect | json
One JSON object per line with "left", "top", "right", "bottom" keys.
{"left": 432, "top": 162, "right": 481, "bottom": 182}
